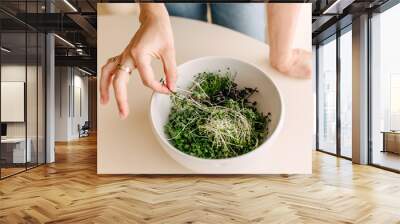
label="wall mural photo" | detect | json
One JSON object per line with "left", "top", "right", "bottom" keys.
{"left": 97, "top": 3, "right": 313, "bottom": 174}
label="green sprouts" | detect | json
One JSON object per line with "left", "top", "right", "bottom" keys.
{"left": 164, "top": 71, "right": 271, "bottom": 159}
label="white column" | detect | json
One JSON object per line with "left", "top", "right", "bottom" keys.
{"left": 46, "top": 33, "right": 55, "bottom": 163}
{"left": 352, "top": 14, "right": 369, "bottom": 164}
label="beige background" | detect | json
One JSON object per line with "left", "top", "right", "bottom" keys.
{"left": 97, "top": 3, "right": 313, "bottom": 174}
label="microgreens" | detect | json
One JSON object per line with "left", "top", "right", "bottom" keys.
{"left": 164, "top": 71, "right": 271, "bottom": 159}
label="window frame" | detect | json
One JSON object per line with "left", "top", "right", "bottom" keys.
{"left": 0, "top": 0, "right": 48, "bottom": 180}
{"left": 315, "top": 24, "right": 353, "bottom": 161}
{"left": 367, "top": 1, "right": 400, "bottom": 173}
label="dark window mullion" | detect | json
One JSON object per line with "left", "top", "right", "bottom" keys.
{"left": 24, "top": 0, "right": 28, "bottom": 171}
{"left": 36, "top": 0, "right": 39, "bottom": 167}
{"left": 316, "top": 45, "right": 320, "bottom": 150}
{"left": 336, "top": 28, "right": 341, "bottom": 157}
{"left": 367, "top": 11, "right": 373, "bottom": 165}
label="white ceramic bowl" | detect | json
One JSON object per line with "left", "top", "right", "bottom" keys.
{"left": 150, "top": 57, "right": 284, "bottom": 173}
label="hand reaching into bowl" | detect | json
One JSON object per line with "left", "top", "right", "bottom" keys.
{"left": 100, "top": 3, "right": 311, "bottom": 119}
{"left": 100, "top": 4, "right": 177, "bottom": 119}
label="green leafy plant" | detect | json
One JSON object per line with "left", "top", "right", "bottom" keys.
{"left": 165, "top": 71, "right": 271, "bottom": 159}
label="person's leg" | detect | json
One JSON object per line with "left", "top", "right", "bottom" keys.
{"left": 210, "top": 3, "right": 265, "bottom": 42}
{"left": 165, "top": 3, "right": 207, "bottom": 22}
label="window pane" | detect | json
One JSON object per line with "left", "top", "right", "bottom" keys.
{"left": 371, "top": 3, "right": 400, "bottom": 171}
{"left": 27, "top": 31, "right": 38, "bottom": 169}
{"left": 38, "top": 32, "right": 46, "bottom": 165}
{"left": 318, "top": 37, "right": 337, "bottom": 154}
{"left": 340, "top": 29, "right": 352, "bottom": 158}
{"left": 0, "top": 1, "right": 46, "bottom": 179}
{"left": 1, "top": 31, "right": 28, "bottom": 177}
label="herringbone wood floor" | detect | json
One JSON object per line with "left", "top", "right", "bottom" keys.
{"left": 1, "top": 135, "right": 400, "bottom": 224}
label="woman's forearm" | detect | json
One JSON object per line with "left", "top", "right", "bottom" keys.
{"left": 139, "top": 3, "right": 169, "bottom": 23}
{"left": 267, "top": 4, "right": 301, "bottom": 73}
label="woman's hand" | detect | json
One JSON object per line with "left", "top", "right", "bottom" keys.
{"left": 100, "top": 3, "right": 177, "bottom": 119}
{"left": 270, "top": 48, "right": 312, "bottom": 79}
{"left": 268, "top": 4, "right": 312, "bottom": 79}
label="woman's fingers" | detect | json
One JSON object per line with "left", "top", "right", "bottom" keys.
{"left": 135, "top": 54, "right": 171, "bottom": 94}
{"left": 103, "top": 50, "right": 174, "bottom": 119}
{"left": 113, "top": 55, "right": 134, "bottom": 119}
{"left": 100, "top": 57, "right": 119, "bottom": 104}
{"left": 112, "top": 72, "right": 130, "bottom": 119}
{"left": 161, "top": 49, "right": 177, "bottom": 91}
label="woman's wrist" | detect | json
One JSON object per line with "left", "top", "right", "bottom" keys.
{"left": 139, "top": 3, "right": 168, "bottom": 23}
{"left": 270, "top": 48, "right": 293, "bottom": 74}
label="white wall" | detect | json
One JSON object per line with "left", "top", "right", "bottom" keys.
{"left": 54, "top": 66, "right": 70, "bottom": 141}
{"left": 71, "top": 73, "right": 89, "bottom": 138}
{"left": 54, "top": 67, "right": 89, "bottom": 141}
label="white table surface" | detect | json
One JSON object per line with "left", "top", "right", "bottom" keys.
{"left": 97, "top": 4, "right": 313, "bottom": 174}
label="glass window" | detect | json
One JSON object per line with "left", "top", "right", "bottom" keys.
{"left": 38, "top": 32, "right": 46, "bottom": 165}
{"left": 0, "top": 1, "right": 46, "bottom": 179}
{"left": 371, "top": 3, "right": 400, "bottom": 171}
{"left": 318, "top": 37, "right": 337, "bottom": 154}
{"left": 27, "top": 31, "right": 38, "bottom": 169}
{"left": 1, "top": 31, "right": 28, "bottom": 178}
{"left": 340, "top": 29, "right": 352, "bottom": 158}
{"left": 390, "top": 75, "right": 400, "bottom": 130}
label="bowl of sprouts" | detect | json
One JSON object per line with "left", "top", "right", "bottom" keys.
{"left": 150, "top": 57, "right": 283, "bottom": 172}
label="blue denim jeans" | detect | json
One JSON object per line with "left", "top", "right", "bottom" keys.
{"left": 165, "top": 3, "right": 265, "bottom": 42}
